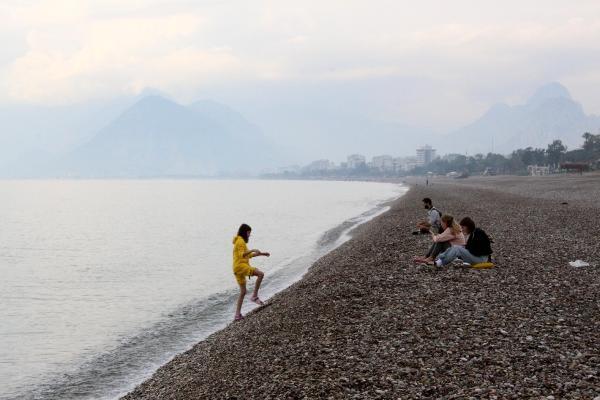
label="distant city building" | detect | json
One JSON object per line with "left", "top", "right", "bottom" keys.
{"left": 416, "top": 145, "right": 436, "bottom": 166}
{"left": 371, "top": 155, "right": 394, "bottom": 171}
{"left": 347, "top": 154, "right": 366, "bottom": 169}
{"left": 304, "top": 159, "right": 335, "bottom": 172}
{"left": 394, "top": 156, "right": 420, "bottom": 172}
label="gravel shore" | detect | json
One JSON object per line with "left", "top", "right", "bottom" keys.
{"left": 123, "top": 175, "right": 600, "bottom": 399}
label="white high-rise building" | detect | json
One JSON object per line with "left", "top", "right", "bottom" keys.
{"left": 416, "top": 145, "right": 436, "bottom": 166}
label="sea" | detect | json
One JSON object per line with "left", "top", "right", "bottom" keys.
{"left": 0, "top": 179, "right": 406, "bottom": 399}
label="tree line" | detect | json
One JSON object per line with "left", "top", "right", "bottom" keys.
{"left": 413, "top": 132, "right": 600, "bottom": 176}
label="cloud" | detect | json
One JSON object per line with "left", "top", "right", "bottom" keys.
{"left": 4, "top": 12, "right": 247, "bottom": 103}
{"left": 10, "top": 0, "right": 90, "bottom": 26}
{"left": 1, "top": 0, "right": 600, "bottom": 128}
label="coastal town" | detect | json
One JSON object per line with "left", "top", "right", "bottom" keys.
{"left": 264, "top": 132, "right": 600, "bottom": 179}
{"left": 268, "top": 145, "right": 437, "bottom": 176}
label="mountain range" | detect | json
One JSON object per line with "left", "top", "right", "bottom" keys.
{"left": 1, "top": 82, "right": 598, "bottom": 177}
{"left": 55, "top": 96, "right": 278, "bottom": 177}
{"left": 440, "top": 82, "right": 600, "bottom": 155}
{"left": 2, "top": 96, "right": 278, "bottom": 177}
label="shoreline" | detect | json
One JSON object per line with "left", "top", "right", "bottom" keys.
{"left": 112, "top": 185, "right": 407, "bottom": 398}
{"left": 123, "top": 175, "right": 599, "bottom": 399}
{"left": 1, "top": 181, "right": 403, "bottom": 400}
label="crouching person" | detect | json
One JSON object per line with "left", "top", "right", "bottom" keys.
{"left": 414, "top": 197, "right": 442, "bottom": 234}
{"left": 435, "top": 217, "right": 492, "bottom": 267}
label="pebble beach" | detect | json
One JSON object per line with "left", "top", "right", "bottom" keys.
{"left": 123, "top": 174, "right": 600, "bottom": 399}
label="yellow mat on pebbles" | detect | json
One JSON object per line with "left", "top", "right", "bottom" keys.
{"left": 471, "top": 262, "right": 495, "bottom": 269}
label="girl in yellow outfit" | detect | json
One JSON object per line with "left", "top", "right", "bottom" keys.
{"left": 233, "top": 224, "right": 270, "bottom": 321}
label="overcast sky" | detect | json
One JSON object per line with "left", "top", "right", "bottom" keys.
{"left": 1, "top": 0, "right": 600, "bottom": 130}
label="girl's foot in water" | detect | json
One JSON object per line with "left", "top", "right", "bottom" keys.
{"left": 234, "top": 314, "right": 244, "bottom": 321}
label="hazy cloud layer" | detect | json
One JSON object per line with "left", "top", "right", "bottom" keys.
{"left": 1, "top": 0, "right": 600, "bottom": 129}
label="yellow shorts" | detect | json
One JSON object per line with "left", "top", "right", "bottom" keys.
{"left": 233, "top": 264, "right": 255, "bottom": 285}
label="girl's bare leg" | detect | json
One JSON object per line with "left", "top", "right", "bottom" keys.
{"left": 236, "top": 283, "right": 247, "bottom": 317}
{"left": 251, "top": 269, "right": 264, "bottom": 299}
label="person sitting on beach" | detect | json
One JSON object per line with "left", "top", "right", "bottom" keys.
{"left": 414, "top": 197, "right": 442, "bottom": 234}
{"left": 414, "top": 214, "right": 465, "bottom": 264}
{"left": 232, "top": 224, "right": 270, "bottom": 321}
{"left": 434, "top": 217, "right": 492, "bottom": 267}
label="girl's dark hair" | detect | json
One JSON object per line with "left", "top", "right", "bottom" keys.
{"left": 237, "top": 224, "right": 252, "bottom": 243}
{"left": 422, "top": 197, "right": 433, "bottom": 206}
{"left": 459, "top": 217, "right": 476, "bottom": 233}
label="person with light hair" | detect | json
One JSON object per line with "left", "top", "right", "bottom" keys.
{"left": 414, "top": 214, "right": 465, "bottom": 264}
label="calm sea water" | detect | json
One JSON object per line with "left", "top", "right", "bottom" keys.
{"left": 0, "top": 179, "right": 405, "bottom": 399}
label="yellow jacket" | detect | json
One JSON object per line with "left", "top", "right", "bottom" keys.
{"left": 232, "top": 235, "right": 253, "bottom": 269}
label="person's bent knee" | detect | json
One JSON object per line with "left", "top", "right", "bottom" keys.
{"left": 253, "top": 269, "right": 264, "bottom": 278}
{"left": 239, "top": 285, "right": 247, "bottom": 295}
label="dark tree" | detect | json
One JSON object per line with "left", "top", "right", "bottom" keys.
{"left": 582, "top": 132, "right": 600, "bottom": 155}
{"left": 546, "top": 140, "right": 567, "bottom": 167}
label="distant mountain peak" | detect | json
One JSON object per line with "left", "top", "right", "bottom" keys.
{"left": 51, "top": 94, "right": 278, "bottom": 177}
{"left": 127, "top": 95, "right": 183, "bottom": 116}
{"left": 135, "top": 94, "right": 175, "bottom": 105}
{"left": 527, "top": 82, "right": 572, "bottom": 107}
{"left": 136, "top": 87, "right": 172, "bottom": 99}
{"left": 189, "top": 99, "right": 256, "bottom": 128}
{"left": 442, "top": 81, "right": 600, "bottom": 155}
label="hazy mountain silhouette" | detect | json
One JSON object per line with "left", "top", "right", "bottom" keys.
{"left": 52, "top": 96, "right": 278, "bottom": 177}
{"left": 442, "top": 82, "right": 600, "bottom": 155}
{"left": 0, "top": 89, "right": 177, "bottom": 176}
{"left": 3, "top": 82, "right": 599, "bottom": 177}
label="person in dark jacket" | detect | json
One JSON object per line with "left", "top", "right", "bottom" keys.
{"left": 434, "top": 217, "right": 492, "bottom": 267}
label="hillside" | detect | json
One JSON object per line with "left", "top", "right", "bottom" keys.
{"left": 52, "top": 96, "right": 277, "bottom": 177}
{"left": 442, "top": 83, "right": 600, "bottom": 155}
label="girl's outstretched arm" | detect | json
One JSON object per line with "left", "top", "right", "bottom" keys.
{"left": 243, "top": 249, "right": 270, "bottom": 258}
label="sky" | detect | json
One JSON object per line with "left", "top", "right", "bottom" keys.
{"left": 1, "top": 0, "right": 600, "bottom": 132}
